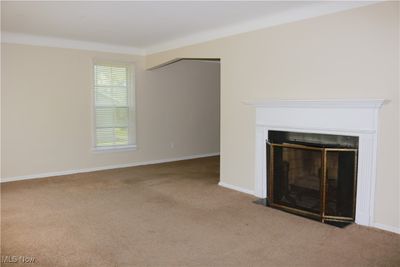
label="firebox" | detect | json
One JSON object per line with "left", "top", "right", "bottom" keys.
{"left": 266, "top": 130, "right": 359, "bottom": 224}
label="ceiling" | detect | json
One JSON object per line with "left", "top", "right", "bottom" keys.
{"left": 1, "top": 1, "right": 376, "bottom": 55}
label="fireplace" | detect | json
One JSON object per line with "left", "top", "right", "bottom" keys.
{"left": 246, "top": 99, "right": 385, "bottom": 227}
{"left": 266, "top": 130, "right": 358, "bottom": 224}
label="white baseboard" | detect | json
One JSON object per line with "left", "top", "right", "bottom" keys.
{"left": 218, "top": 181, "right": 255, "bottom": 196}
{"left": 4, "top": 153, "right": 399, "bottom": 236}
{"left": 218, "top": 182, "right": 400, "bottom": 235}
{"left": 372, "top": 223, "right": 400, "bottom": 235}
{"left": 1, "top": 152, "right": 220, "bottom": 183}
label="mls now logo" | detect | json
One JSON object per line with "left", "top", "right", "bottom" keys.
{"left": 1, "top": 255, "right": 36, "bottom": 264}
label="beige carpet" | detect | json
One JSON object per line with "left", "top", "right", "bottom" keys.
{"left": 1, "top": 156, "right": 399, "bottom": 266}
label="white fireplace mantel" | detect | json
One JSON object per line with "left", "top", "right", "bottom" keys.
{"left": 244, "top": 99, "right": 385, "bottom": 109}
{"left": 246, "top": 99, "right": 385, "bottom": 227}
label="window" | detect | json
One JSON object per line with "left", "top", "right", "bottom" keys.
{"left": 93, "top": 62, "right": 135, "bottom": 150}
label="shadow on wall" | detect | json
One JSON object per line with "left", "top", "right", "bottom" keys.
{"left": 143, "top": 58, "right": 221, "bottom": 160}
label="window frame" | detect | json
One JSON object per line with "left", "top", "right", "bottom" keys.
{"left": 91, "top": 60, "right": 136, "bottom": 152}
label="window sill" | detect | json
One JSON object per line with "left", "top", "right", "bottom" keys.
{"left": 92, "top": 145, "right": 137, "bottom": 153}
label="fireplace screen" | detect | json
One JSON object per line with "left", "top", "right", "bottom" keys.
{"left": 267, "top": 131, "right": 358, "bottom": 224}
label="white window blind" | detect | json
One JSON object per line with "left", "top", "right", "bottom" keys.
{"left": 94, "top": 63, "right": 135, "bottom": 149}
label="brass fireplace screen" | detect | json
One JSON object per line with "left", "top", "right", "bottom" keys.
{"left": 267, "top": 137, "right": 358, "bottom": 224}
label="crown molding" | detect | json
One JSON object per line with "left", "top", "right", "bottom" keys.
{"left": 145, "top": 1, "right": 378, "bottom": 55}
{"left": 1, "top": 32, "right": 146, "bottom": 56}
{"left": 1, "top": 1, "right": 379, "bottom": 56}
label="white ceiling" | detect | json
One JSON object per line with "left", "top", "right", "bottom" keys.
{"left": 1, "top": 1, "right": 376, "bottom": 55}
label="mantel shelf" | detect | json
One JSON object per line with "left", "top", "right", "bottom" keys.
{"left": 243, "top": 99, "right": 386, "bottom": 109}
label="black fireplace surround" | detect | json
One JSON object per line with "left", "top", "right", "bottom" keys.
{"left": 266, "top": 130, "right": 359, "bottom": 224}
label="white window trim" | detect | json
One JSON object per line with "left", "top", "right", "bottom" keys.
{"left": 91, "top": 144, "right": 137, "bottom": 153}
{"left": 91, "top": 60, "right": 137, "bottom": 152}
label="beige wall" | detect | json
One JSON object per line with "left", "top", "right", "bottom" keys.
{"left": 1, "top": 44, "right": 220, "bottom": 179}
{"left": 147, "top": 2, "right": 399, "bottom": 230}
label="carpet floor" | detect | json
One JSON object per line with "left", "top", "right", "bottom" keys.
{"left": 1, "top": 156, "right": 399, "bottom": 266}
